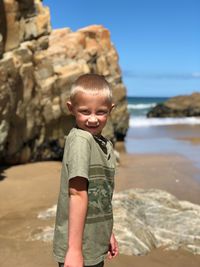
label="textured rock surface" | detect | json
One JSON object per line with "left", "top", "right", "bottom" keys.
{"left": 113, "top": 189, "right": 200, "bottom": 255}
{"left": 0, "top": 0, "right": 129, "bottom": 164}
{"left": 0, "top": 0, "right": 51, "bottom": 55}
{"left": 35, "top": 189, "right": 200, "bottom": 256}
{"left": 147, "top": 92, "right": 200, "bottom": 118}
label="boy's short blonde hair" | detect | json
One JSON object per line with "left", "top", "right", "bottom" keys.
{"left": 70, "top": 74, "right": 112, "bottom": 103}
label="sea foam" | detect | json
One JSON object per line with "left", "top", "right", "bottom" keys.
{"left": 128, "top": 103, "right": 157, "bottom": 110}
{"left": 129, "top": 116, "right": 200, "bottom": 127}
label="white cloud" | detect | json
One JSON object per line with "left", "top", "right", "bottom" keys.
{"left": 192, "top": 72, "right": 200, "bottom": 78}
{"left": 123, "top": 70, "right": 200, "bottom": 80}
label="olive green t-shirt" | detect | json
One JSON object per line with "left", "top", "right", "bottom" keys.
{"left": 53, "top": 127, "right": 115, "bottom": 266}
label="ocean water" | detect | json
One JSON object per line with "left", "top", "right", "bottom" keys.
{"left": 126, "top": 96, "right": 200, "bottom": 171}
{"left": 127, "top": 96, "right": 200, "bottom": 127}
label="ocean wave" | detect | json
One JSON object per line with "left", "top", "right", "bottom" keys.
{"left": 129, "top": 116, "right": 200, "bottom": 127}
{"left": 128, "top": 103, "right": 156, "bottom": 110}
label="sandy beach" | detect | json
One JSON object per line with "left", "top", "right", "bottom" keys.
{"left": 0, "top": 151, "right": 200, "bottom": 267}
{"left": 0, "top": 0, "right": 200, "bottom": 265}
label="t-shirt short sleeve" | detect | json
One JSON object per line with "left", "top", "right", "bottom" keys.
{"left": 66, "top": 135, "right": 91, "bottom": 180}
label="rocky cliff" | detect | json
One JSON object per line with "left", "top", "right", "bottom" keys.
{"left": 0, "top": 0, "right": 129, "bottom": 164}
{"left": 147, "top": 92, "right": 200, "bottom": 118}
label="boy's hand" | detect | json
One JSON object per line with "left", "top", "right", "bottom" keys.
{"left": 64, "top": 249, "right": 84, "bottom": 267}
{"left": 107, "top": 233, "right": 119, "bottom": 259}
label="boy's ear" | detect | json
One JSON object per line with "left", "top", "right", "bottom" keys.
{"left": 110, "top": 103, "right": 115, "bottom": 113}
{"left": 67, "top": 101, "right": 74, "bottom": 114}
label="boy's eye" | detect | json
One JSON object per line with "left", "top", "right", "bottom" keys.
{"left": 79, "top": 110, "right": 90, "bottom": 115}
{"left": 96, "top": 110, "right": 108, "bottom": 115}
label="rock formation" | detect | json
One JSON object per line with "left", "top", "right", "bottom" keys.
{"left": 0, "top": 0, "right": 129, "bottom": 164}
{"left": 35, "top": 189, "right": 200, "bottom": 256}
{"left": 113, "top": 189, "right": 200, "bottom": 255}
{"left": 147, "top": 92, "right": 200, "bottom": 118}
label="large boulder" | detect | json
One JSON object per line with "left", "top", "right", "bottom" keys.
{"left": 0, "top": 0, "right": 129, "bottom": 164}
{"left": 147, "top": 92, "right": 200, "bottom": 118}
{"left": 113, "top": 189, "right": 200, "bottom": 255}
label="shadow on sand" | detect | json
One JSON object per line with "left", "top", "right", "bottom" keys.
{"left": 0, "top": 166, "right": 9, "bottom": 181}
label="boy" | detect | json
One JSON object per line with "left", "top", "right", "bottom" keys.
{"left": 53, "top": 74, "right": 119, "bottom": 267}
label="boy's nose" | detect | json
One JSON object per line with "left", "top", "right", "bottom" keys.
{"left": 88, "top": 115, "right": 98, "bottom": 123}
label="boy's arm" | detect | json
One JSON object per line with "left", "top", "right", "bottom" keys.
{"left": 64, "top": 177, "right": 88, "bottom": 267}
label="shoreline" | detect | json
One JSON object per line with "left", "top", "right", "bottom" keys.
{"left": 125, "top": 123, "right": 200, "bottom": 177}
{"left": 115, "top": 151, "right": 200, "bottom": 205}
{"left": 0, "top": 152, "right": 200, "bottom": 267}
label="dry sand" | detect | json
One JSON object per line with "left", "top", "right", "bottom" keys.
{"left": 0, "top": 152, "right": 200, "bottom": 267}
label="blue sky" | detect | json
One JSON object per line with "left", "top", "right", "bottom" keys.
{"left": 43, "top": 0, "right": 200, "bottom": 97}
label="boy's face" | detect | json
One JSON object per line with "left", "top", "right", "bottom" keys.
{"left": 67, "top": 92, "right": 114, "bottom": 136}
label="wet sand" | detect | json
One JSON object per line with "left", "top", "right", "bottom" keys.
{"left": 177, "top": 136, "right": 200, "bottom": 145}
{"left": 0, "top": 153, "right": 200, "bottom": 267}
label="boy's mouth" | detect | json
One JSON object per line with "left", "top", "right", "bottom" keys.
{"left": 86, "top": 125, "right": 99, "bottom": 129}
{"left": 86, "top": 123, "right": 100, "bottom": 128}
